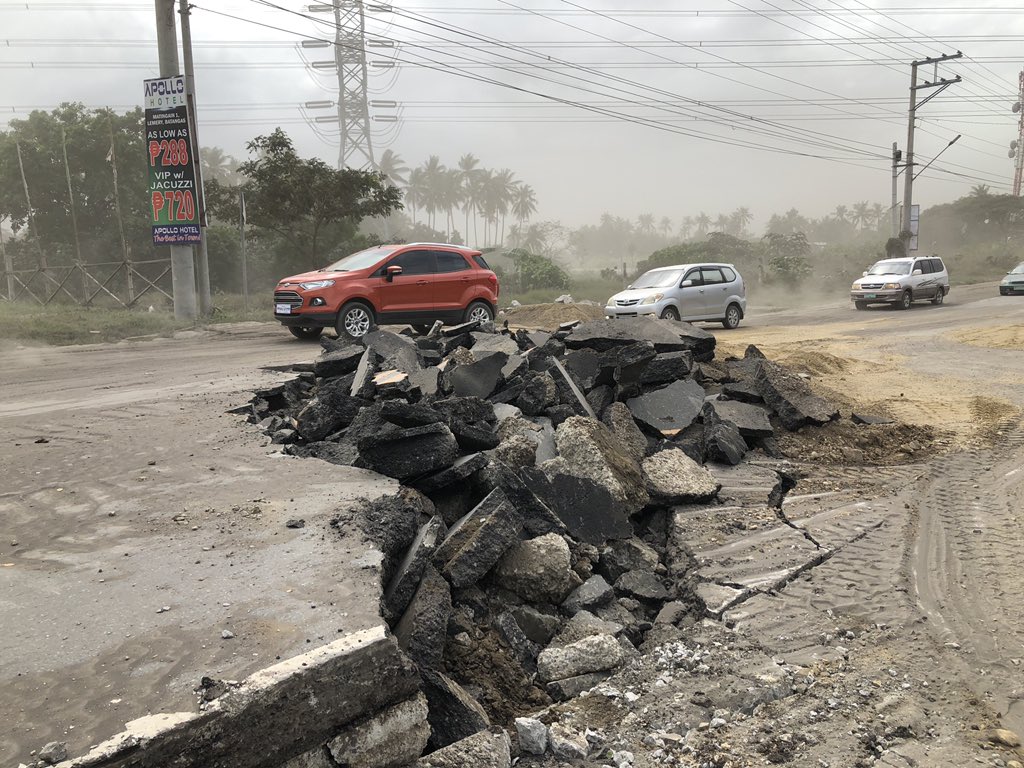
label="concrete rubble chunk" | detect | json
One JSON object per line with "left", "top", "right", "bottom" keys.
{"left": 548, "top": 358, "right": 597, "bottom": 419}
{"left": 510, "top": 605, "right": 562, "bottom": 645}
{"left": 515, "top": 371, "right": 558, "bottom": 417}
{"left": 642, "top": 448, "right": 720, "bottom": 504}
{"left": 626, "top": 379, "right": 706, "bottom": 437}
{"left": 412, "top": 453, "right": 489, "bottom": 494}
{"left": 562, "top": 575, "right": 615, "bottom": 615}
{"left": 641, "top": 350, "right": 694, "bottom": 385}
{"left": 546, "top": 672, "right": 610, "bottom": 703}
{"left": 475, "top": 461, "right": 565, "bottom": 536}
{"left": 703, "top": 399, "right": 774, "bottom": 438}
{"left": 294, "top": 377, "right": 365, "bottom": 441}
{"left": 383, "top": 515, "right": 447, "bottom": 623}
{"left": 357, "top": 423, "right": 459, "bottom": 481}
{"left": 361, "top": 329, "right": 421, "bottom": 374}
{"left": 313, "top": 345, "right": 365, "bottom": 378}
{"left": 469, "top": 332, "right": 521, "bottom": 359}
{"left": 492, "top": 432, "right": 537, "bottom": 468}
{"left": 350, "top": 347, "right": 378, "bottom": 398}
{"left": 537, "top": 633, "right": 628, "bottom": 683}
{"left": 352, "top": 488, "right": 435, "bottom": 587}
{"left": 38, "top": 741, "right": 68, "bottom": 765}
{"left": 550, "top": 610, "right": 624, "bottom": 648}
{"left": 449, "top": 352, "right": 508, "bottom": 399}
{"left": 602, "top": 401, "right": 647, "bottom": 463}
{"left": 614, "top": 569, "right": 670, "bottom": 603}
{"left": 599, "top": 538, "right": 661, "bottom": 583}
{"left": 514, "top": 717, "right": 548, "bottom": 756}
{"left": 492, "top": 533, "right": 582, "bottom": 603}
{"left": 415, "top": 727, "right": 511, "bottom": 768}
{"left": 394, "top": 565, "right": 451, "bottom": 669}
{"left": 703, "top": 412, "right": 748, "bottom": 466}
{"left": 421, "top": 669, "right": 490, "bottom": 750}
{"left": 379, "top": 400, "right": 444, "bottom": 428}
{"left": 563, "top": 348, "right": 603, "bottom": 391}
{"left": 554, "top": 416, "right": 649, "bottom": 514}
{"left": 548, "top": 723, "right": 590, "bottom": 760}
{"left": 432, "top": 489, "right": 524, "bottom": 588}
{"left": 54, "top": 626, "right": 420, "bottom": 768}
{"left": 755, "top": 358, "right": 839, "bottom": 430}
{"left": 597, "top": 340, "right": 657, "bottom": 391}
{"left": 493, "top": 610, "right": 542, "bottom": 668}
{"left": 521, "top": 468, "right": 631, "bottom": 545}
{"left": 326, "top": 692, "right": 430, "bottom": 768}
{"left": 586, "top": 384, "right": 615, "bottom": 419}
{"left": 565, "top": 317, "right": 715, "bottom": 357}
{"left": 441, "top": 320, "right": 481, "bottom": 337}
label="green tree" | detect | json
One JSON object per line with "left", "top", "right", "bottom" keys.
{"left": 207, "top": 128, "right": 401, "bottom": 273}
{"left": 506, "top": 248, "right": 569, "bottom": 291}
{"left": 761, "top": 232, "right": 811, "bottom": 286}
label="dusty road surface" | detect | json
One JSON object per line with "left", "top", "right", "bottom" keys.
{"left": 0, "top": 324, "right": 393, "bottom": 765}
{"left": 3, "top": 284, "right": 1024, "bottom": 766}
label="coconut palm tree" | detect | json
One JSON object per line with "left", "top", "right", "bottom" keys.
{"left": 730, "top": 207, "right": 753, "bottom": 236}
{"left": 512, "top": 183, "right": 538, "bottom": 234}
{"left": 436, "top": 169, "right": 463, "bottom": 241}
{"left": 404, "top": 167, "right": 428, "bottom": 225}
{"left": 833, "top": 204, "right": 849, "bottom": 223}
{"left": 870, "top": 202, "right": 886, "bottom": 230}
{"left": 851, "top": 201, "right": 870, "bottom": 230}
{"left": 419, "top": 155, "right": 446, "bottom": 230}
{"left": 679, "top": 215, "right": 694, "bottom": 240}
{"left": 659, "top": 216, "right": 672, "bottom": 238}
{"left": 695, "top": 212, "right": 711, "bottom": 235}
{"left": 971, "top": 184, "right": 991, "bottom": 197}
{"left": 200, "top": 146, "right": 240, "bottom": 185}
{"left": 481, "top": 169, "right": 516, "bottom": 245}
{"left": 713, "top": 213, "right": 730, "bottom": 233}
{"left": 637, "top": 214, "right": 655, "bottom": 236}
{"left": 376, "top": 149, "right": 408, "bottom": 187}
{"left": 457, "top": 153, "right": 482, "bottom": 246}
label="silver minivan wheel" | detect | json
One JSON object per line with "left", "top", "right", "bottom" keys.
{"left": 660, "top": 306, "right": 680, "bottom": 321}
{"left": 337, "top": 302, "right": 374, "bottom": 339}
{"left": 899, "top": 290, "right": 913, "bottom": 310}
{"left": 931, "top": 287, "right": 945, "bottom": 305}
{"left": 722, "top": 303, "right": 742, "bottom": 329}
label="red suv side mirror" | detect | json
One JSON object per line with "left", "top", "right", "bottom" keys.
{"left": 385, "top": 265, "right": 403, "bottom": 282}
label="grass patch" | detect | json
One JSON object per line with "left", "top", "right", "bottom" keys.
{"left": 0, "top": 293, "right": 273, "bottom": 346}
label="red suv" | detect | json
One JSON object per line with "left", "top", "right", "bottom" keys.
{"left": 273, "top": 243, "right": 499, "bottom": 340}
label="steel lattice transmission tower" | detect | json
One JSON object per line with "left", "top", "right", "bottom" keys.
{"left": 332, "top": 1, "right": 374, "bottom": 170}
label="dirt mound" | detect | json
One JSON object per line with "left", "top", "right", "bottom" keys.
{"left": 501, "top": 303, "right": 606, "bottom": 331}
{"left": 771, "top": 349, "right": 851, "bottom": 377}
{"left": 774, "top": 420, "right": 941, "bottom": 466}
{"left": 952, "top": 324, "right": 1024, "bottom": 351}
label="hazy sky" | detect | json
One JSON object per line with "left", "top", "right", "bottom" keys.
{"left": 2, "top": 1, "right": 1022, "bottom": 231}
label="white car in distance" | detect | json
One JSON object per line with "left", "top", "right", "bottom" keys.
{"left": 605, "top": 263, "right": 748, "bottom": 329}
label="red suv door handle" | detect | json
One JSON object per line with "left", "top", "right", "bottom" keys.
{"left": 416, "top": 280, "right": 429, "bottom": 286}
{"left": 460, "top": 277, "right": 470, "bottom": 282}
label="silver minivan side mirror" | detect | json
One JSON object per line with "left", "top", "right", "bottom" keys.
{"left": 862, "top": 271, "right": 868, "bottom": 276}
{"left": 680, "top": 279, "right": 693, "bottom": 287}
{"left": 912, "top": 269, "right": 922, "bottom": 276}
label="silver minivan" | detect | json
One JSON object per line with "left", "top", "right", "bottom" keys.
{"left": 605, "top": 262, "right": 747, "bottom": 329}
{"left": 850, "top": 255, "right": 949, "bottom": 310}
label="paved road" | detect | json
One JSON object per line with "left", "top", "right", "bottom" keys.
{"left": 0, "top": 324, "right": 392, "bottom": 764}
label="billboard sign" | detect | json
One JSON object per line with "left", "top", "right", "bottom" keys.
{"left": 144, "top": 76, "right": 201, "bottom": 245}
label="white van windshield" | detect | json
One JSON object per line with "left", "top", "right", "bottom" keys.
{"left": 867, "top": 260, "right": 912, "bottom": 276}
{"left": 632, "top": 269, "right": 684, "bottom": 289}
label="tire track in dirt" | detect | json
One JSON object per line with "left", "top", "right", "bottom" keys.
{"left": 912, "top": 420, "right": 1024, "bottom": 728}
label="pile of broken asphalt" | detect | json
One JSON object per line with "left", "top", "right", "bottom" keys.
{"left": 243, "top": 316, "right": 885, "bottom": 766}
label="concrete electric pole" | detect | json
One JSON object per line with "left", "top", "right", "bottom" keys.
{"left": 179, "top": 0, "right": 212, "bottom": 316}
{"left": 1012, "top": 70, "right": 1024, "bottom": 196}
{"left": 902, "top": 52, "right": 963, "bottom": 239}
{"left": 154, "top": 0, "right": 197, "bottom": 320}
{"left": 891, "top": 142, "right": 902, "bottom": 237}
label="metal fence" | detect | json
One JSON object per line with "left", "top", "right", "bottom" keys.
{"left": 1, "top": 258, "right": 172, "bottom": 307}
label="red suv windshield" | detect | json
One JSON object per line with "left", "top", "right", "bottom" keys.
{"left": 322, "top": 245, "right": 401, "bottom": 273}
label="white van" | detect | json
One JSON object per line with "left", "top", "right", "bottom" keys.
{"left": 850, "top": 256, "right": 949, "bottom": 310}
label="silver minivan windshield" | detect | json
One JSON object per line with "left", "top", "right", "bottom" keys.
{"left": 322, "top": 245, "right": 401, "bottom": 272}
{"left": 1011, "top": 262, "right": 1024, "bottom": 275}
{"left": 867, "top": 260, "right": 912, "bottom": 276}
{"left": 632, "top": 269, "right": 684, "bottom": 289}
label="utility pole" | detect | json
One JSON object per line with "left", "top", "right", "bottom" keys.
{"left": 1, "top": 216, "right": 14, "bottom": 301}
{"left": 891, "top": 142, "right": 901, "bottom": 237}
{"left": 61, "top": 127, "right": 87, "bottom": 301}
{"left": 155, "top": 0, "right": 197, "bottom": 321}
{"left": 902, "top": 52, "right": 962, "bottom": 237}
{"left": 1013, "top": 70, "right": 1024, "bottom": 196}
{"left": 179, "top": 0, "right": 211, "bottom": 316}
